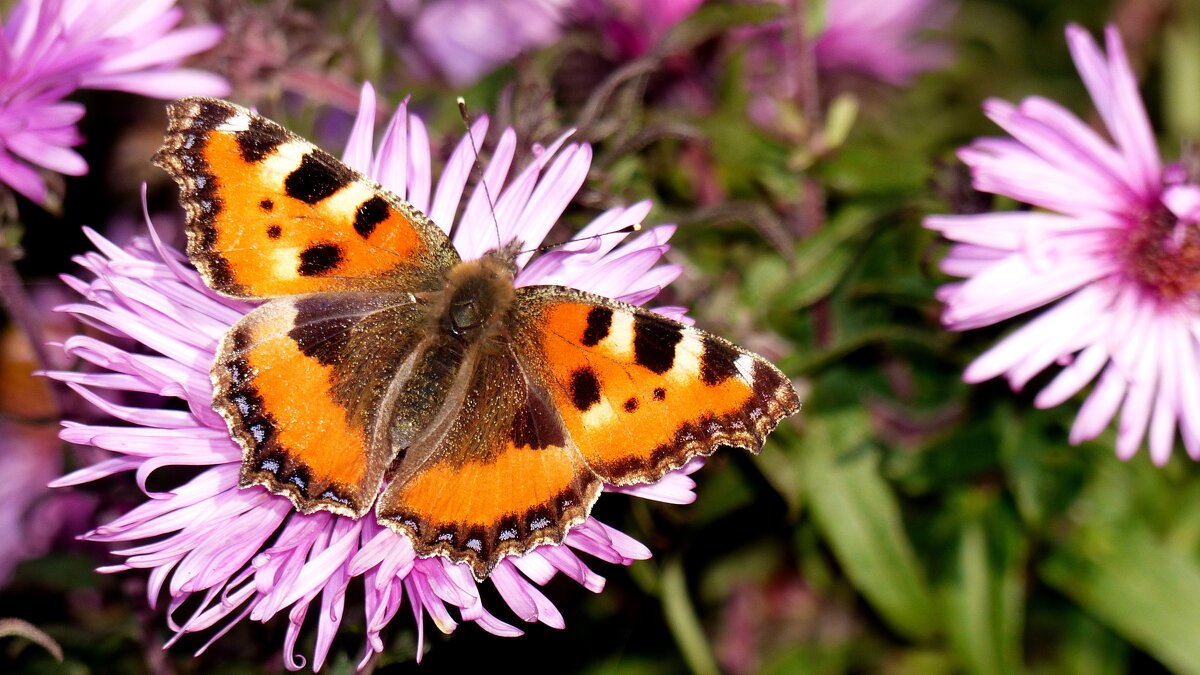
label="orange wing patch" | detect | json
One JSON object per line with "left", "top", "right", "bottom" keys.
{"left": 214, "top": 299, "right": 393, "bottom": 518}
{"left": 513, "top": 289, "right": 800, "bottom": 485}
{"left": 154, "top": 98, "right": 458, "bottom": 299}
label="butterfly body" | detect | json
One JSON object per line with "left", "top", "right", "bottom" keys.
{"left": 155, "top": 98, "right": 800, "bottom": 579}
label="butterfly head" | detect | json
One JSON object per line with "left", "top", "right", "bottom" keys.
{"left": 440, "top": 251, "right": 517, "bottom": 340}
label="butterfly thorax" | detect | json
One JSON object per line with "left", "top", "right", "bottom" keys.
{"left": 382, "top": 252, "right": 519, "bottom": 472}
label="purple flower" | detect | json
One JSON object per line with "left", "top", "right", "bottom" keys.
{"left": 741, "top": 0, "right": 952, "bottom": 131}
{"left": 926, "top": 25, "right": 1200, "bottom": 465}
{"left": 814, "top": 0, "right": 953, "bottom": 86}
{"left": 581, "top": 0, "right": 705, "bottom": 59}
{"left": 390, "top": 0, "right": 567, "bottom": 86}
{"left": 0, "top": 420, "right": 93, "bottom": 585}
{"left": 51, "top": 83, "right": 699, "bottom": 669}
{"left": 0, "top": 0, "right": 228, "bottom": 204}
{"left": 0, "top": 286, "right": 95, "bottom": 586}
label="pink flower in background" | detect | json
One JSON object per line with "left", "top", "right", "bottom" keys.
{"left": 390, "top": 0, "right": 568, "bottom": 86}
{"left": 814, "top": 0, "right": 953, "bottom": 85}
{"left": 926, "top": 25, "right": 1200, "bottom": 465}
{"left": 741, "top": 0, "right": 952, "bottom": 131}
{"left": 582, "top": 0, "right": 705, "bottom": 59}
{"left": 0, "top": 421, "right": 93, "bottom": 585}
{"left": 0, "top": 287, "right": 94, "bottom": 587}
{"left": 50, "top": 83, "right": 696, "bottom": 670}
{"left": 0, "top": 0, "right": 228, "bottom": 204}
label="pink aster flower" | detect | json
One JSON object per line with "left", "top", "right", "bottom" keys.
{"left": 0, "top": 420, "right": 94, "bottom": 586}
{"left": 814, "top": 0, "right": 953, "bottom": 86}
{"left": 580, "top": 0, "right": 705, "bottom": 59}
{"left": 925, "top": 25, "right": 1200, "bottom": 465}
{"left": 0, "top": 0, "right": 228, "bottom": 203}
{"left": 50, "top": 83, "right": 697, "bottom": 670}
{"left": 741, "top": 0, "right": 952, "bottom": 131}
{"left": 389, "top": 0, "right": 567, "bottom": 86}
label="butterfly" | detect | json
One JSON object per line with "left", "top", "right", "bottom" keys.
{"left": 153, "top": 98, "right": 801, "bottom": 580}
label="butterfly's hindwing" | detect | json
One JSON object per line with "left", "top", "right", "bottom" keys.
{"left": 376, "top": 342, "right": 600, "bottom": 580}
{"left": 215, "top": 292, "right": 428, "bottom": 517}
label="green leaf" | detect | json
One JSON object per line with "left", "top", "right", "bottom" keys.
{"left": 940, "top": 509, "right": 1026, "bottom": 675}
{"left": 783, "top": 326, "right": 946, "bottom": 375}
{"left": 779, "top": 206, "right": 877, "bottom": 310}
{"left": 822, "top": 94, "right": 860, "bottom": 151}
{"left": 1047, "top": 611, "right": 1128, "bottom": 675}
{"left": 999, "top": 406, "right": 1089, "bottom": 529}
{"left": 799, "top": 409, "right": 938, "bottom": 640}
{"left": 753, "top": 437, "right": 805, "bottom": 518}
{"left": 1164, "top": 1, "right": 1200, "bottom": 139}
{"left": 1040, "top": 524, "right": 1200, "bottom": 674}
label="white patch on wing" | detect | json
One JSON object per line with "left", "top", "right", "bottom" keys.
{"left": 602, "top": 310, "right": 635, "bottom": 359}
{"left": 320, "top": 180, "right": 375, "bottom": 219}
{"left": 580, "top": 398, "right": 618, "bottom": 430}
{"left": 260, "top": 141, "right": 311, "bottom": 185}
{"left": 271, "top": 246, "right": 304, "bottom": 278}
{"left": 735, "top": 354, "right": 756, "bottom": 383}
{"left": 668, "top": 330, "right": 704, "bottom": 383}
{"left": 216, "top": 111, "right": 252, "bottom": 132}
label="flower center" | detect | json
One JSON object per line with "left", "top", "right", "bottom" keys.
{"left": 1124, "top": 204, "right": 1200, "bottom": 303}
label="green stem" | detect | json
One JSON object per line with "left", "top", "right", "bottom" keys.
{"left": 662, "top": 557, "right": 721, "bottom": 675}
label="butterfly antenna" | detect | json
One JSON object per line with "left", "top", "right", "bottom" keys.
{"left": 516, "top": 223, "right": 642, "bottom": 257}
{"left": 457, "top": 97, "right": 504, "bottom": 251}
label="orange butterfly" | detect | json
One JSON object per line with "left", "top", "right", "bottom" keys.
{"left": 154, "top": 98, "right": 800, "bottom": 580}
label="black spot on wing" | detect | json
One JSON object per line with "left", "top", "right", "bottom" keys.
{"left": 266, "top": 225, "right": 281, "bottom": 239}
{"left": 700, "top": 335, "right": 740, "bottom": 385}
{"left": 623, "top": 397, "right": 639, "bottom": 412}
{"left": 653, "top": 387, "right": 666, "bottom": 401}
{"left": 633, "top": 314, "right": 683, "bottom": 374}
{"left": 354, "top": 195, "right": 389, "bottom": 238}
{"left": 581, "top": 306, "right": 613, "bottom": 347}
{"left": 298, "top": 243, "right": 343, "bottom": 276}
{"left": 285, "top": 152, "right": 352, "bottom": 204}
{"left": 235, "top": 116, "right": 287, "bottom": 163}
{"left": 259, "top": 199, "right": 274, "bottom": 211}
{"left": 569, "top": 368, "right": 601, "bottom": 412}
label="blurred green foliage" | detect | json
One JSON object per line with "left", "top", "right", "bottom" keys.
{"left": 8, "top": 0, "right": 1200, "bottom": 673}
